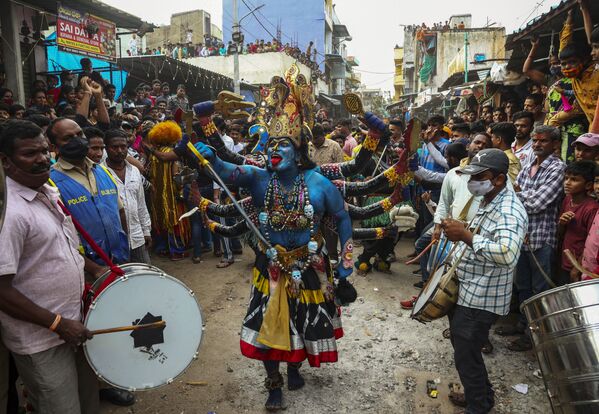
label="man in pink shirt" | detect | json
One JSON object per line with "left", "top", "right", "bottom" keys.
{"left": 0, "top": 120, "right": 106, "bottom": 414}
{"left": 336, "top": 119, "right": 357, "bottom": 157}
{"left": 581, "top": 172, "right": 599, "bottom": 280}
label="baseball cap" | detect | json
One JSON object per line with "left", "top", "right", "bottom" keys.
{"left": 573, "top": 133, "right": 599, "bottom": 147}
{"left": 457, "top": 148, "right": 509, "bottom": 176}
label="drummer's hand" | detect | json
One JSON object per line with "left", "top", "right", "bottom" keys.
{"left": 55, "top": 318, "right": 93, "bottom": 346}
{"left": 441, "top": 218, "right": 473, "bottom": 245}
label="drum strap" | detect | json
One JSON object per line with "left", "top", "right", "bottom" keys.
{"left": 457, "top": 196, "right": 475, "bottom": 222}
{"left": 56, "top": 200, "right": 125, "bottom": 303}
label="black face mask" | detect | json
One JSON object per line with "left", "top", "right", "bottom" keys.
{"left": 59, "top": 137, "right": 89, "bottom": 160}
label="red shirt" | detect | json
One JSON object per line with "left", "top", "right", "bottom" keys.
{"left": 560, "top": 195, "right": 599, "bottom": 270}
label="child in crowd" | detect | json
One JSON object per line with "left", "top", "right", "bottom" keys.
{"left": 558, "top": 160, "right": 599, "bottom": 284}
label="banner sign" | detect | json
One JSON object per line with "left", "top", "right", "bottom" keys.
{"left": 57, "top": 3, "right": 117, "bottom": 62}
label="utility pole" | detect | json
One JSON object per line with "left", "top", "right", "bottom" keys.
{"left": 233, "top": 0, "right": 240, "bottom": 94}
{"left": 464, "top": 31, "right": 469, "bottom": 83}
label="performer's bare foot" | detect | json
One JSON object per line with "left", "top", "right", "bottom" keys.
{"left": 287, "top": 363, "right": 305, "bottom": 391}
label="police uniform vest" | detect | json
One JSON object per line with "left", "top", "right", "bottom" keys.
{"left": 50, "top": 165, "right": 129, "bottom": 265}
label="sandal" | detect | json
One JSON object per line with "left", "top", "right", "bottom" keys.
{"left": 507, "top": 335, "right": 532, "bottom": 352}
{"left": 494, "top": 324, "right": 524, "bottom": 336}
{"left": 481, "top": 340, "right": 494, "bottom": 354}
{"left": 442, "top": 328, "right": 451, "bottom": 339}
{"left": 216, "top": 260, "right": 234, "bottom": 268}
{"left": 192, "top": 256, "right": 202, "bottom": 264}
{"left": 448, "top": 383, "right": 466, "bottom": 407}
{"left": 213, "top": 250, "right": 223, "bottom": 258}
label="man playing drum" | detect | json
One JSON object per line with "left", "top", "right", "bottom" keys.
{"left": 441, "top": 149, "right": 528, "bottom": 413}
{"left": 0, "top": 120, "right": 102, "bottom": 414}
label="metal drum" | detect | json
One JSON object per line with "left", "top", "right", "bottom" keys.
{"left": 522, "top": 279, "right": 599, "bottom": 413}
{"left": 84, "top": 270, "right": 204, "bottom": 391}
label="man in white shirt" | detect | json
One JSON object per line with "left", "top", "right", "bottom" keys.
{"left": 128, "top": 34, "right": 138, "bottom": 56}
{"left": 102, "top": 129, "right": 152, "bottom": 263}
{"left": 511, "top": 111, "right": 535, "bottom": 168}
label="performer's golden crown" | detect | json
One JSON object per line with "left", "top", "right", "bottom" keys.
{"left": 264, "top": 64, "right": 315, "bottom": 147}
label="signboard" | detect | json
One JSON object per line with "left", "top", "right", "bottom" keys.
{"left": 57, "top": 3, "right": 117, "bottom": 62}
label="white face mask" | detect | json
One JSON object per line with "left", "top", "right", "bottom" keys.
{"left": 467, "top": 179, "right": 494, "bottom": 196}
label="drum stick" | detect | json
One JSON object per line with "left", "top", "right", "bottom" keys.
{"left": 90, "top": 320, "right": 166, "bottom": 335}
{"left": 405, "top": 240, "right": 437, "bottom": 265}
{"left": 564, "top": 249, "right": 599, "bottom": 280}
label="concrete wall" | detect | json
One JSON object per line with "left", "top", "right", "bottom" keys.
{"left": 433, "top": 27, "right": 505, "bottom": 91}
{"left": 185, "top": 52, "right": 328, "bottom": 94}
{"left": 145, "top": 10, "right": 212, "bottom": 50}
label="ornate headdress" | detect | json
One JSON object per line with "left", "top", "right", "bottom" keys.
{"left": 264, "top": 64, "right": 315, "bottom": 148}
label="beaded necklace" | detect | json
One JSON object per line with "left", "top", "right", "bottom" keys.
{"left": 259, "top": 172, "right": 318, "bottom": 281}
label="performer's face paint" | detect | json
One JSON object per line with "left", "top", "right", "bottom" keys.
{"left": 0, "top": 135, "right": 51, "bottom": 189}
{"left": 267, "top": 137, "right": 296, "bottom": 171}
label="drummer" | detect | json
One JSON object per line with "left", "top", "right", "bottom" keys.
{"left": 441, "top": 148, "right": 528, "bottom": 414}
{"left": 0, "top": 120, "right": 102, "bottom": 413}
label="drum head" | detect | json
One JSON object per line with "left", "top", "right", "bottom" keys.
{"left": 91, "top": 263, "right": 162, "bottom": 292}
{"left": 412, "top": 266, "right": 444, "bottom": 315}
{"left": 84, "top": 272, "right": 203, "bottom": 391}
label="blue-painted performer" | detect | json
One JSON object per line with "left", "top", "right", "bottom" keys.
{"left": 191, "top": 66, "right": 354, "bottom": 410}
{"left": 184, "top": 65, "right": 413, "bottom": 411}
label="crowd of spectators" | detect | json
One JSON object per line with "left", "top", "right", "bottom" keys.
{"left": 125, "top": 34, "right": 326, "bottom": 82}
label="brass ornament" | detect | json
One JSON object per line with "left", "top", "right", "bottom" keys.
{"left": 342, "top": 93, "right": 365, "bottom": 116}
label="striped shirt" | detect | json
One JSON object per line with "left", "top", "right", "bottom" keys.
{"left": 515, "top": 154, "right": 565, "bottom": 251}
{"left": 453, "top": 187, "right": 528, "bottom": 315}
{"left": 419, "top": 138, "right": 450, "bottom": 173}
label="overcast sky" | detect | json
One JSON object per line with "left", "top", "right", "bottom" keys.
{"left": 103, "top": 0, "right": 561, "bottom": 92}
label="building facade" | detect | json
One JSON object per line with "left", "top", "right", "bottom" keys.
{"left": 393, "top": 46, "right": 404, "bottom": 101}
{"left": 401, "top": 14, "right": 505, "bottom": 100}
{"left": 221, "top": 0, "right": 356, "bottom": 96}
{"left": 144, "top": 10, "right": 222, "bottom": 51}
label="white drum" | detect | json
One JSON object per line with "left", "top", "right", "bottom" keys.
{"left": 84, "top": 271, "right": 203, "bottom": 391}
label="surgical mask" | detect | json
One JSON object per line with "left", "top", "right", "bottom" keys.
{"left": 59, "top": 137, "right": 89, "bottom": 160}
{"left": 549, "top": 66, "right": 562, "bottom": 77}
{"left": 467, "top": 179, "right": 494, "bottom": 196}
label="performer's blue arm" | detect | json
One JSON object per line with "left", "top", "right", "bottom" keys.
{"left": 321, "top": 178, "right": 353, "bottom": 279}
{"left": 193, "top": 141, "right": 261, "bottom": 188}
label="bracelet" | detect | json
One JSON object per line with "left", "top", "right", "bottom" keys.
{"left": 49, "top": 314, "right": 62, "bottom": 332}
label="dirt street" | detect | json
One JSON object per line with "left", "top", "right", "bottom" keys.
{"left": 100, "top": 240, "right": 551, "bottom": 414}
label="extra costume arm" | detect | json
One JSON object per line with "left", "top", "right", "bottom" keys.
{"left": 201, "top": 209, "right": 397, "bottom": 243}
{"left": 346, "top": 185, "right": 403, "bottom": 220}
{"left": 203, "top": 215, "right": 250, "bottom": 238}
{"left": 321, "top": 176, "right": 353, "bottom": 278}
{"left": 196, "top": 195, "right": 254, "bottom": 218}
{"left": 333, "top": 155, "right": 413, "bottom": 197}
